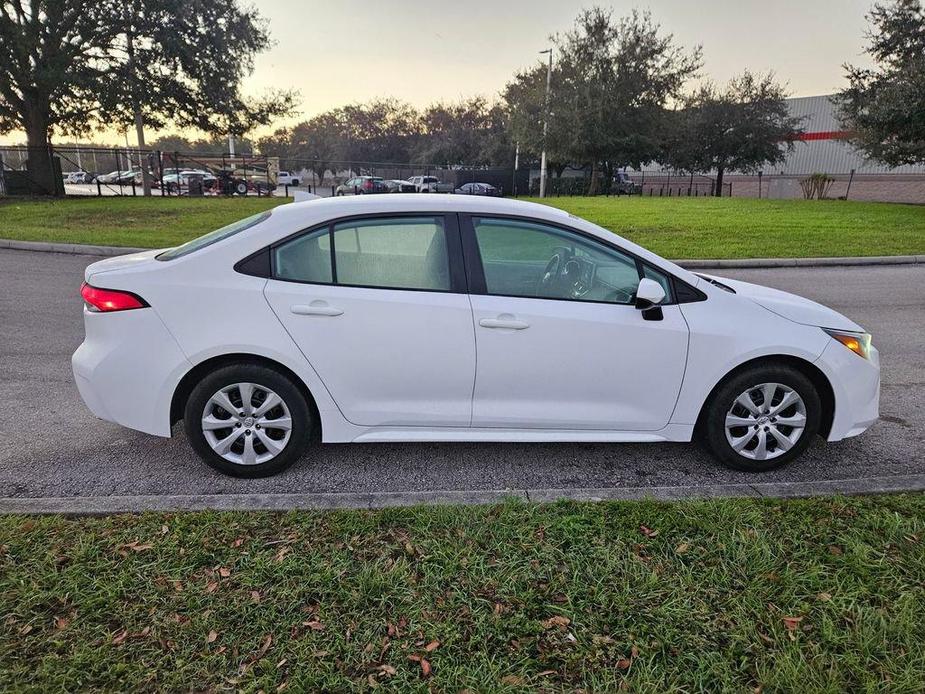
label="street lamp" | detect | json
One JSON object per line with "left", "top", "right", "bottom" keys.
{"left": 539, "top": 48, "right": 552, "bottom": 198}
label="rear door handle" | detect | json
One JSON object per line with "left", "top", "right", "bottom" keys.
{"left": 479, "top": 316, "right": 529, "bottom": 330}
{"left": 291, "top": 302, "right": 343, "bottom": 317}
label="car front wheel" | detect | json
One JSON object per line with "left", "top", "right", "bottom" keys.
{"left": 184, "top": 364, "right": 313, "bottom": 478}
{"left": 702, "top": 364, "right": 821, "bottom": 472}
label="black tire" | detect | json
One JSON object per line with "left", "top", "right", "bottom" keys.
{"left": 184, "top": 364, "right": 313, "bottom": 478}
{"left": 701, "top": 363, "right": 821, "bottom": 472}
{"left": 291, "top": 179, "right": 300, "bottom": 187}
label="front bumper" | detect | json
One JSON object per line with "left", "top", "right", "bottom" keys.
{"left": 816, "top": 339, "right": 880, "bottom": 441}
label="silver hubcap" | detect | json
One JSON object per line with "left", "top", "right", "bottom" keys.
{"left": 201, "top": 383, "right": 292, "bottom": 466}
{"left": 724, "top": 382, "right": 807, "bottom": 461}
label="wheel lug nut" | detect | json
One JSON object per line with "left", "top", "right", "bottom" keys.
{"left": 245, "top": 430, "right": 251, "bottom": 436}
{"left": 255, "top": 424, "right": 260, "bottom": 429}
{"left": 235, "top": 423, "right": 241, "bottom": 428}
{"left": 764, "top": 426, "right": 770, "bottom": 431}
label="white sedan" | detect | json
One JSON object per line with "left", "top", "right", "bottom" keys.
{"left": 73, "top": 196, "right": 879, "bottom": 477}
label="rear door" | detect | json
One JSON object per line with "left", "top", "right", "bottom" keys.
{"left": 463, "top": 215, "right": 689, "bottom": 431}
{"left": 264, "top": 213, "right": 476, "bottom": 427}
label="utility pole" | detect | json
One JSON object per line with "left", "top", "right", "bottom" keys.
{"left": 539, "top": 48, "right": 552, "bottom": 198}
{"left": 228, "top": 134, "right": 236, "bottom": 157}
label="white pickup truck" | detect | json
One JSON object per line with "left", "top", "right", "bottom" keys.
{"left": 408, "top": 175, "right": 454, "bottom": 193}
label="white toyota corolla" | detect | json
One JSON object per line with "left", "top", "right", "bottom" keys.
{"left": 73, "top": 195, "right": 879, "bottom": 477}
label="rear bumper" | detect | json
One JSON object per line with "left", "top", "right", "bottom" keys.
{"left": 816, "top": 340, "right": 880, "bottom": 441}
{"left": 72, "top": 307, "right": 190, "bottom": 437}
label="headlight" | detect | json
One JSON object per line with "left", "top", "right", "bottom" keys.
{"left": 823, "top": 328, "right": 873, "bottom": 360}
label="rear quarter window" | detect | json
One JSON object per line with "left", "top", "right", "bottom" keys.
{"left": 157, "top": 210, "right": 272, "bottom": 261}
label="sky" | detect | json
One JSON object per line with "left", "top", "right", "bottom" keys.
{"left": 1, "top": 0, "right": 877, "bottom": 145}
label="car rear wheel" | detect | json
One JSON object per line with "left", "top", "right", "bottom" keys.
{"left": 702, "top": 364, "right": 821, "bottom": 472}
{"left": 184, "top": 364, "right": 313, "bottom": 478}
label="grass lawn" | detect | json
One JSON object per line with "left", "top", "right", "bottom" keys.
{"left": 2, "top": 495, "right": 923, "bottom": 691}
{"left": 0, "top": 195, "right": 923, "bottom": 258}
{"left": 529, "top": 196, "right": 925, "bottom": 259}
{"left": 0, "top": 196, "right": 285, "bottom": 249}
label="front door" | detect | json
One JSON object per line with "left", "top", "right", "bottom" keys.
{"left": 265, "top": 214, "right": 475, "bottom": 427}
{"left": 466, "top": 216, "right": 689, "bottom": 431}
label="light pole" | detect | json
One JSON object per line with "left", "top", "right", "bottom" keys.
{"left": 539, "top": 48, "right": 552, "bottom": 198}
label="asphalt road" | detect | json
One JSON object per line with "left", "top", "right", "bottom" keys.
{"left": 1, "top": 248, "right": 923, "bottom": 501}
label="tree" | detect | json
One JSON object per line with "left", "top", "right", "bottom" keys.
{"left": 835, "top": 0, "right": 925, "bottom": 166}
{"left": 415, "top": 97, "right": 512, "bottom": 166}
{"left": 0, "top": 0, "right": 296, "bottom": 195}
{"left": 664, "top": 72, "right": 803, "bottom": 195}
{"left": 504, "top": 8, "right": 701, "bottom": 193}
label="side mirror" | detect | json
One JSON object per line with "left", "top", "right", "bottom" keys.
{"left": 635, "top": 277, "right": 666, "bottom": 310}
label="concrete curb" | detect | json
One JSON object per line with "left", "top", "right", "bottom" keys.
{"left": 2, "top": 474, "right": 923, "bottom": 515}
{"left": 2, "top": 237, "right": 924, "bottom": 268}
{"left": 0, "top": 238, "right": 146, "bottom": 257}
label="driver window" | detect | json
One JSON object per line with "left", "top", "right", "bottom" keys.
{"left": 472, "top": 217, "right": 642, "bottom": 304}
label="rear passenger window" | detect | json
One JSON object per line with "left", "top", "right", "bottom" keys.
{"left": 274, "top": 228, "right": 332, "bottom": 284}
{"left": 273, "top": 216, "right": 450, "bottom": 291}
{"left": 333, "top": 217, "right": 449, "bottom": 290}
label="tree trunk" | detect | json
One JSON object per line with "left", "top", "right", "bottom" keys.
{"left": 23, "top": 99, "right": 57, "bottom": 196}
{"left": 714, "top": 167, "right": 725, "bottom": 197}
{"left": 126, "top": 29, "right": 152, "bottom": 196}
{"left": 587, "top": 161, "right": 600, "bottom": 196}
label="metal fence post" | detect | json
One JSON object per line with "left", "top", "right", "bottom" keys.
{"left": 845, "top": 168, "right": 855, "bottom": 199}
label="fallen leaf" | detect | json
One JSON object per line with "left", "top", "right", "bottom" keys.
{"left": 231, "top": 538, "right": 244, "bottom": 548}
{"left": 378, "top": 664, "right": 397, "bottom": 676}
{"left": 249, "top": 634, "right": 273, "bottom": 663}
{"left": 542, "top": 615, "right": 571, "bottom": 629}
{"left": 367, "top": 674, "right": 379, "bottom": 688}
{"left": 207, "top": 630, "right": 219, "bottom": 643}
{"left": 19, "top": 624, "right": 33, "bottom": 635}
{"left": 251, "top": 591, "right": 262, "bottom": 603}
{"left": 54, "top": 616, "right": 70, "bottom": 630}
{"left": 501, "top": 675, "right": 524, "bottom": 685}
{"left": 639, "top": 525, "right": 659, "bottom": 538}
{"left": 161, "top": 525, "right": 169, "bottom": 535}
{"left": 218, "top": 567, "right": 231, "bottom": 578}
{"left": 675, "top": 543, "right": 690, "bottom": 554}
{"left": 424, "top": 639, "right": 440, "bottom": 652}
{"left": 817, "top": 592, "right": 832, "bottom": 602}
{"left": 781, "top": 616, "right": 803, "bottom": 631}
{"left": 112, "top": 629, "right": 128, "bottom": 645}
{"left": 302, "top": 620, "right": 324, "bottom": 631}
{"left": 205, "top": 581, "right": 219, "bottom": 594}
{"left": 617, "top": 658, "right": 632, "bottom": 670}
{"left": 419, "top": 657, "right": 432, "bottom": 677}
{"left": 828, "top": 545, "right": 844, "bottom": 556}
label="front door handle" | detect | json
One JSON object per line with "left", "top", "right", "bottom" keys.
{"left": 479, "top": 316, "right": 529, "bottom": 330}
{"left": 291, "top": 302, "right": 343, "bottom": 317}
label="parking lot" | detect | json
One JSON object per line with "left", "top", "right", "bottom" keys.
{"left": 1, "top": 247, "right": 923, "bottom": 504}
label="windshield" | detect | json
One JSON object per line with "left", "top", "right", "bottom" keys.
{"left": 157, "top": 210, "right": 272, "bottom": 261}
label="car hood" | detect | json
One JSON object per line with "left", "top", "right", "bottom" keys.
{"left": 84, "top": 249, "right": 163, "bottom": 281}
{"left": 700, "top": 274, "right": 865, "bottom": 332}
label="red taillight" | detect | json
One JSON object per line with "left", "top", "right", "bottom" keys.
{"left": 80, "top": 283, "right": 148, "bottom": 312}
{"left": 364, "top": 180, "right": 373, "bottom": 189}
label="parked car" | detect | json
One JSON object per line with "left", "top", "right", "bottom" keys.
{"left": 335, "top": 176, "right": 388, "bottom": 195}
{"left": 408, "top": 175, "right": 454, "bottom": 193}
{"left": 456, "top": 182, "right": 501, "bottom": 197}
{"left": 161, "top": 170, "right": 218, "bottom": 193}
{"left": 382, "top": 179, "right": 417, "bottom": 193}
{"left": 64, "top": 171, "right": 95, "bottom": 184}
{"left": 74, "top": 196, "right": 879, "bottom": 478}
{"left": 613, "top": 172, "right": 641, "bottom": 195}
{"left": 277, "top": 171, "right": 301, "bottom": 187}
{"left": 95, "top": 169, "right": 137, "bottom": 185}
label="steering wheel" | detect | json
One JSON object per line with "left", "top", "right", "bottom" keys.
{"left": 537, "top": 247, "right": 571, "bottom": 297}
